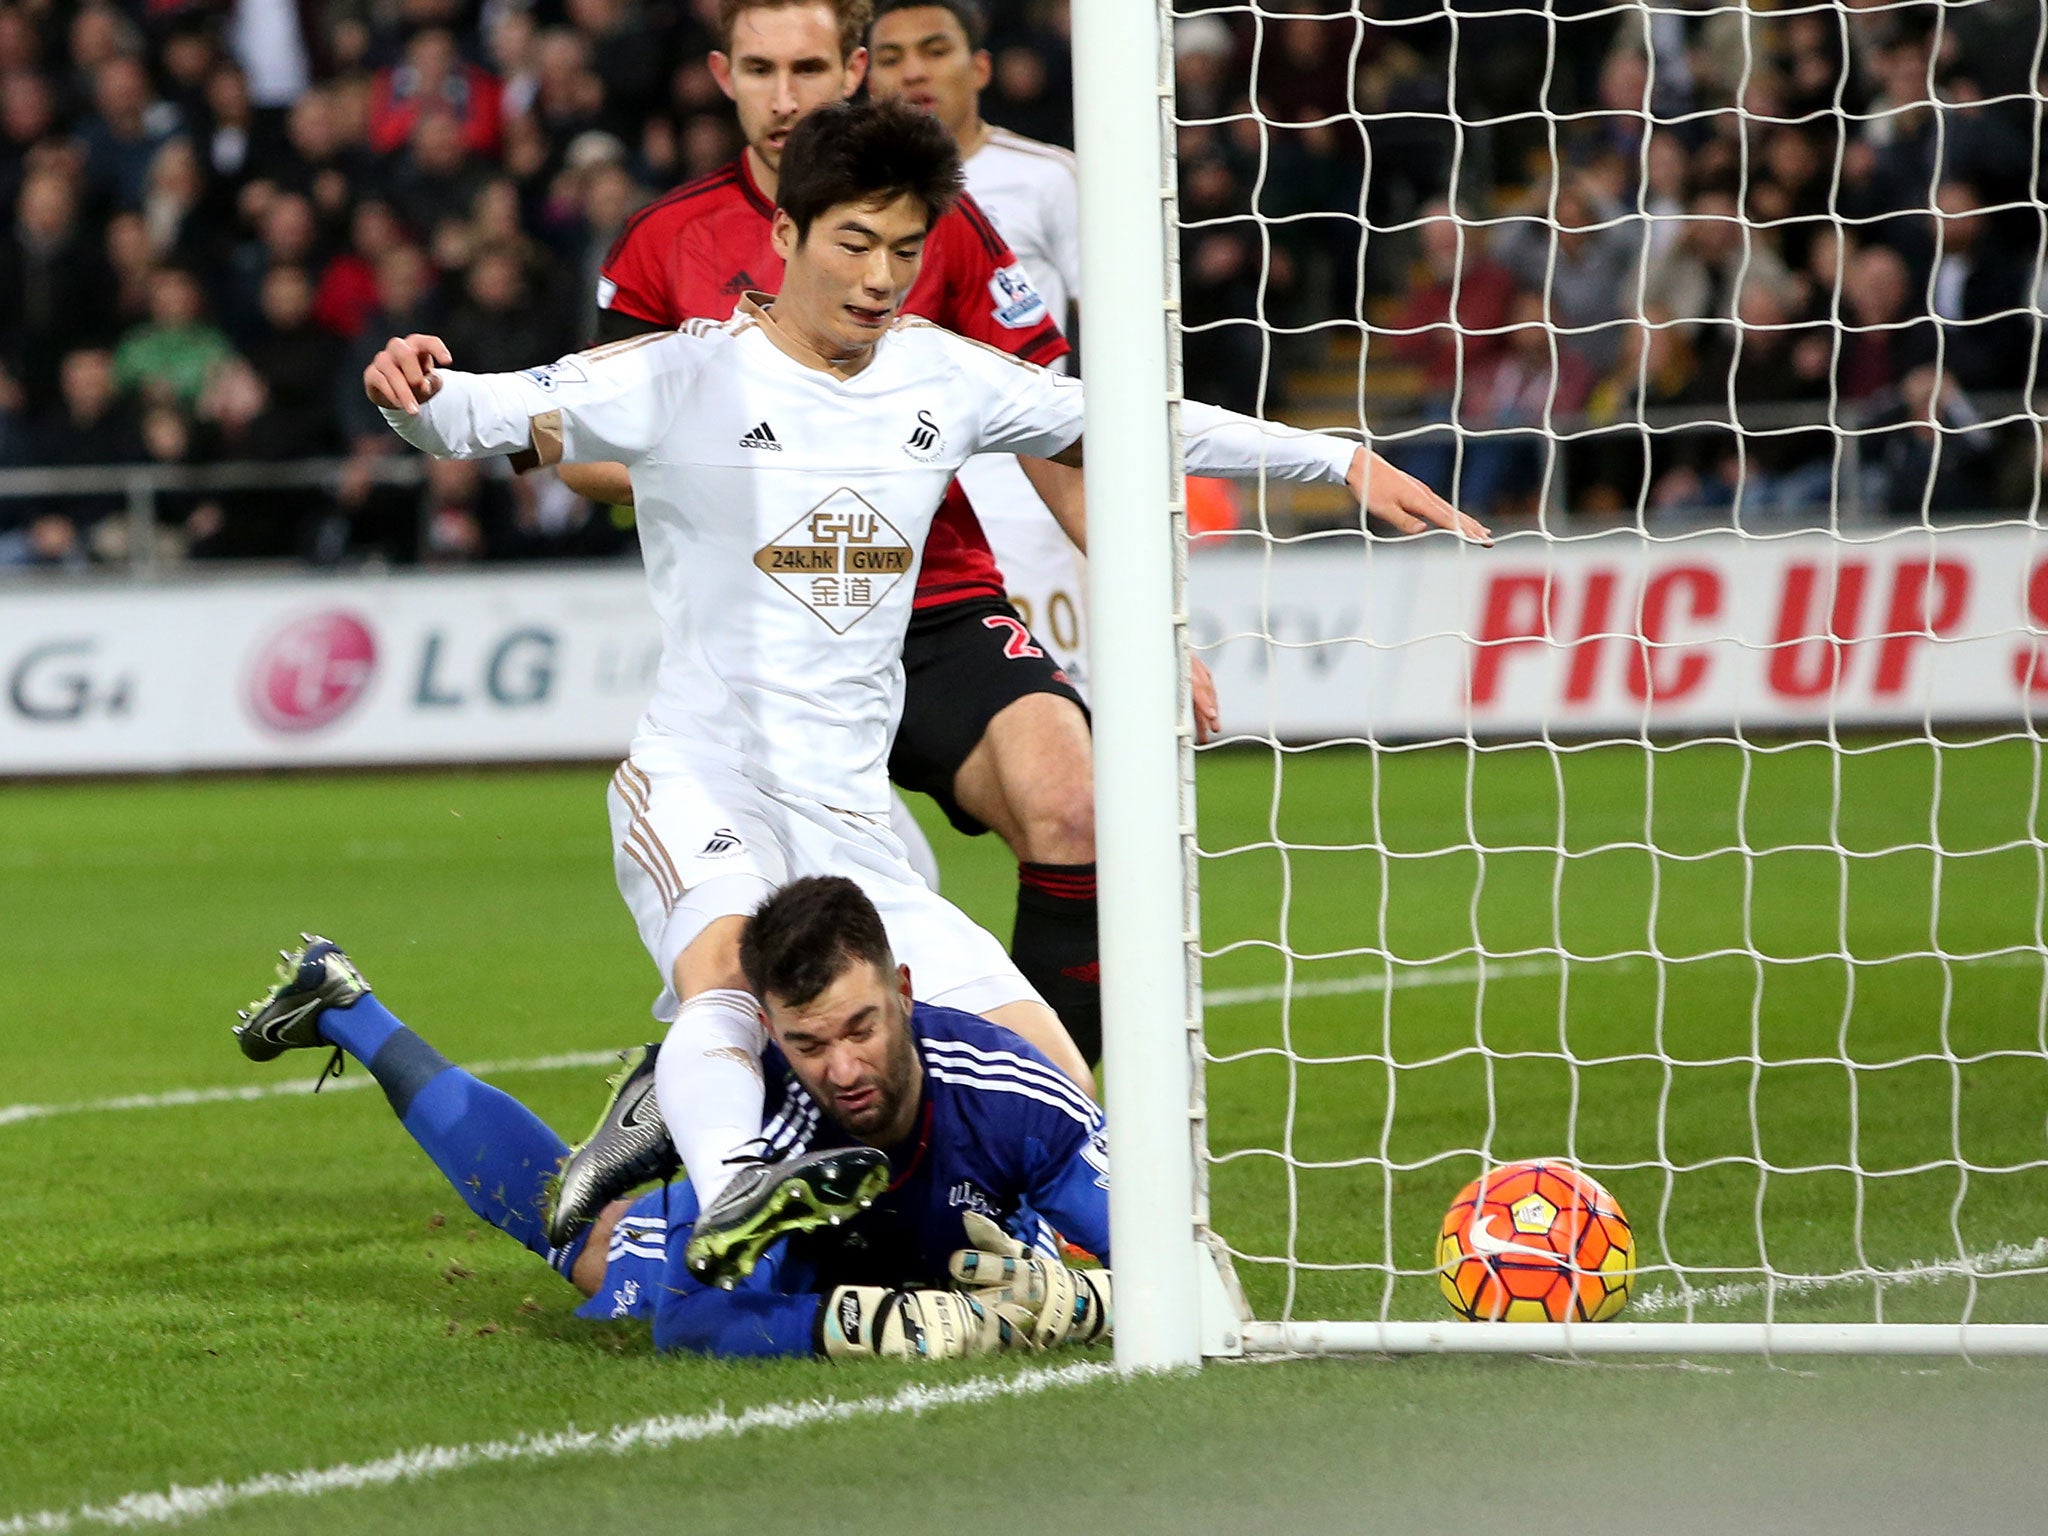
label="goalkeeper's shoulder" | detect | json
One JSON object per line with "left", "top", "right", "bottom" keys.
{"left": 912, "top": 1004, "right": 1098, "bottom": 1123}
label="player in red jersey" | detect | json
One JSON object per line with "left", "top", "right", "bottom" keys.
{"left": 559, "top": 0, "right": 1114, "bottom": 1065}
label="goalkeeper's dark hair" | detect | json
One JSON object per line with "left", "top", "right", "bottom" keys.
{"left": 742, "top": 876, "right": 898, "bottom": 1008}
{"left": 872, "top": 0, "right": 987, "bottom": 51}
{"left": 775, "top": 96, "right": 964, "bottom": 242}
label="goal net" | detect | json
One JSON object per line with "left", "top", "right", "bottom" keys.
{"left": 1075, "top": 0, "right": 2048, "bottom": 1361}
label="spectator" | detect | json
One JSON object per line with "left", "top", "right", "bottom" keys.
{"left": 1178, "top": 155, "right": 1271, "bottom": 417}
{"left": 569, "top": 0, "right": 665, "bottom": 131}
{"left": 1837, "top": 242, "right": 1935, "bottom": 405}
{"left": 1573, "top": 307, "right": 1710, "bottom": 518}
{"left": 1253, "top": 8, "right": 1367, "bottom": 126}
{"left": 0, "top": 169, "right": 113, "bottom": 412}
{"left": 0, "top": 68, "right": 61, "bottom": 212}
{"left": 314, "top": 198, "right": 408, "bottom": 339}
{"left": 10, "top": 347, "right": 143, "bottom": 565}
{"left": 529, "top": 27, "right": 608, "bottom": 145}
{"left": 491, "top": 8, "right": 542, "bottom": 119}
{"left": 1172, "top": 16, "right": 1237, "bottom": 124}
{"left": 985, "top": 34, "right": 1069, "bottom": 147}
{"left": 1926, "top": 179, "right": 2030, "bottom": 393}
{"left": 141, "top": 137, "right": 210, "bottom": 264}
{"left": 79, "top": 54, "right": 180, "bottom": 212}
{"left": 66, "top": 3, "right": 136, "bottom": 104}
{"left": 388, "top": 110, "right": 489, "bottom": 247}
{"left": 574, "top": 160, "right": 644, "bottom": 317}
{"left": 1861, "top": 364, "right": 1997, "bottom": 518}
{"left": 268, "top": 86, "right": 368, "bottom": 218}
{"left": 441, "top": 246, "right": 570, "bottom": 376}
{"left": 1727, "top": 280, "right": 1840, "bottom": 525}
{"left": 224, "top": 188, "right": 325, "bottom": 339}
{"left": 1447, "top": 290, "right": 1596, "bottom": 521}
{"left": 244, "top": 264, "right": 339, "bottom": 454}
{"left": 157, "top": 21, "right": 222, "bottom": 127}
{"left": 420, "top": 455, "right": 495, "bottom": 563}
{"left": 112, "top": 266, "right": 238, "bottom": 409}
{"left": 368, "top": 28, "right": 503, "bottom": 159}
{"left": 1491, "top": 175, "right": 1644, "bottom": 372}
{"left": 1644, "top": 187, "right": 1795, "bottom": 348}
{"left": 103, "top": 211, "right": 157, "bottom": 335}
{"left": 1751, "top": 127, "right": 1829, "bottom": 271}
{"left": 196, "top": 61, "right": 276, "bottom": 193}
{"left": 1386, "top": 198, "right": 1519, "bottom": 494}
{"left": 328, "top": 243, "right": 441, "bottom": 563}
{"left": 191, "top": 354, "right": 325, "bottom": 557}
{"left": 1637, "top": 132, "right": 1690, "bottom": 266}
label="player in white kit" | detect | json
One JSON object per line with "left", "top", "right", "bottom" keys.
{"left": 867, "top": 0, "right": 1089, "bottom": 689}
{"left": 364, "top": 98, "right": 1486, "bottom": 1283}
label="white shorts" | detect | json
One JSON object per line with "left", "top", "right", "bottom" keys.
{"left": 609, "top": 738, "right": 1040, "bottom": 1022}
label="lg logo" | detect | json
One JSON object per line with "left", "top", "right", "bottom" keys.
{"left": 247, "top": 612, "right": 378, "bottom": 733}
{"left": 8, "top": 639, "right": 132, "bottom": 721}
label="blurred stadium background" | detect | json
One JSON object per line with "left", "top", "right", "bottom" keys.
{"left": 0, "top": 0, "right": 2039, "bottom": 561}
{"left": 8, "top": 0, "right": 2048, "bottom": 1526}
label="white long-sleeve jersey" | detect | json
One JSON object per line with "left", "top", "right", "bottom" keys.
{"left": 382, "top": 300, "right": 1356, "bottom": 817}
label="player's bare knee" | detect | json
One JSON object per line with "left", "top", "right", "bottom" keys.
{"left": 979, "top": 694, "right": 1095, "bottom": 862}
{"left": 1013, "top": 781, "right": 1095, "bottom": 864}
{"left": 571, "top": 1199, "right": 636, "bottom": 1296}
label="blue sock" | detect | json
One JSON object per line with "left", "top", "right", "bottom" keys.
{"left": 319, "top": 995, "right": 570, "bottom": 1262}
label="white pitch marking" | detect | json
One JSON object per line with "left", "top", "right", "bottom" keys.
{"left": 0, "top": 1362, "right": 1115, "bottom": 1534}
{"left": 1203, "top": 947, "right": 2042, "bottom": 1010}
{"left": 0, "top": 1051, "right": 621, "bottom": 1129}
{"left": 1630, "top": 1236, "right": 2048, "bottom": 1316}
{"left": 1, "top": 962, "right": 1516, "bottom": 1127}
{"left": 1204, "top": 956, "right": 1576, "bottom": 1008}
{"left": 7, "top": 949, "right": 2036, "bottom": 1127}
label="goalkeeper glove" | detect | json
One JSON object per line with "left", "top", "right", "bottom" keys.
{"left": 816, "top": 1284, "right": 1030, "bottom": 1361}
{"left": 947, "top": 1212, "right": 1113, "bottom": 1350}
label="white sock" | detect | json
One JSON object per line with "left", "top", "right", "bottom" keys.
{"left": 656, "top": 988, "right": 768, "bottom": 1213}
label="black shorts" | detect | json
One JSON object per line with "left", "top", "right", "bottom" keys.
{"left": 890, "top": 595, "right": 1089, "bottom": 836}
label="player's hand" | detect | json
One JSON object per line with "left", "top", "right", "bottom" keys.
{"left": 1348, "top": 447, "right": 1492, "bottom": 545}
{"left": 817, "top": 1283, "right": 1026, "bottom": 1360}
{"left": 947, "top": 1212, "right": 1112, "bottom": 1349}
{"left": 363, "top": 334, "right": 452, "bottom": 415}
{"left": 1191, "top": 652, "right": 1220, "bottom": 743}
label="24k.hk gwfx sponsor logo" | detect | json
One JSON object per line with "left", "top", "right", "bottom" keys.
{"left": 753, "top": 489, "right": 915, "bottom": 634}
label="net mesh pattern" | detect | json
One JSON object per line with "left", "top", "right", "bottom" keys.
{"left": 1167, "top": 0, "right": 2048, "bottom": 1331}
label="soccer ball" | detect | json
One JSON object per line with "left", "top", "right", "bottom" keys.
{"left": 1437, "top": 1160, "right": 1633, "bottom": 1322}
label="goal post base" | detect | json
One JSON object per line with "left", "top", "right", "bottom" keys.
{"left": 1235, "top": 1322, "right": 2048, "bottom": 1358}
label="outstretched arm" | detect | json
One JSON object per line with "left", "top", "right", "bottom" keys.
{"left": 1046, "top": 405, "right": 1489, "bottom": 545}
{"left": 365, "top": 332, "right": 695, "bottom": 467}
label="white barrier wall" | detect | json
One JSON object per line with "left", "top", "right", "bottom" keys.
{"left": 0, "top": 571, "right": 664, "bottom": 773}
{"left": 1194, "top": 523, "right": 2047, "bottom": 741}
{"left": 3, "top": 524, "right": 2042, "bottom": 774}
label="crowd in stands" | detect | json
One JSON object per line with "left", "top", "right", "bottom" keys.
{"left": 1173, "top": 0, "right": 2046, "bottom": 528}
{"left": 0, "top": 0, "right": 2040, "bottom": 567}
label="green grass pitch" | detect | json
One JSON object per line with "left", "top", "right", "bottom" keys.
{"left": 4, "top": 740, "right": 2048, "bottom": 1532}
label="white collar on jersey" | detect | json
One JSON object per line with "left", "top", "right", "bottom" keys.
{"left": 738, "top": 292, "right": 890, "bottom": 382}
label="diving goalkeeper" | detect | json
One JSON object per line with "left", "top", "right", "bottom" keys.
{"left": 231, "top": 875, "right": 1110, "bottom": 1361}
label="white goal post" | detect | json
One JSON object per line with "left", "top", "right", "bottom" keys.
{"left": 1077, "top": 0, "right": 2048, "bottom": 1368}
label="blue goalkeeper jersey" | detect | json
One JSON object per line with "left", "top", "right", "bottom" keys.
{"left": 575, "top": 1001, "right": 1110, "bottom": 1358}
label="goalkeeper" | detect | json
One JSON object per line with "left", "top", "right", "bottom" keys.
{"left": 231, "top": 876, "right": 1110, "bottom": 1361}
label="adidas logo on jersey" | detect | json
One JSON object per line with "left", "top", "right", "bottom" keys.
{"left": 739, "top": 422, "right": 782, "bottom": 452}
